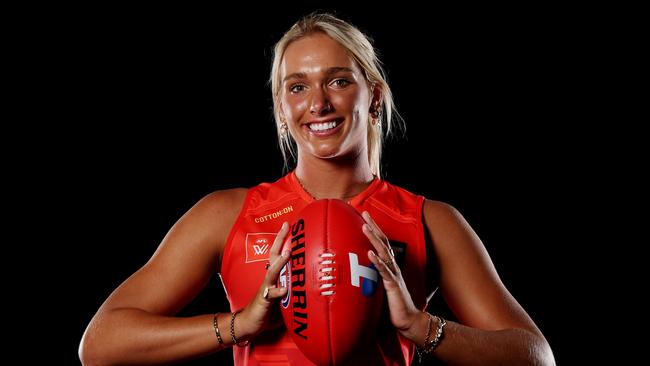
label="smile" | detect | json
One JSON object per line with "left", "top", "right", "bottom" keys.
{"left": 308, "top": 121, "right": 339, "bottom": 132}
{"left": 304, "top": 118, "right": 345, "bottom": 136}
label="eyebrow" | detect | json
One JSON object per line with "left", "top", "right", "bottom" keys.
{"left": 283, "top": 67, "right": 355, "bottom": 83}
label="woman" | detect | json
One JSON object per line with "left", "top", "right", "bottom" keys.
{"left": 80, "top": 13, "right": 555, "bottom": 365}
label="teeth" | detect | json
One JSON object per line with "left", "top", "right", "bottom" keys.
{"left": 309, "top": 121, "right": 337, "bottom": 131}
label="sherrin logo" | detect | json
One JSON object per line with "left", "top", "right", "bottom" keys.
{"left": 288, "top": 219, "right": 308, "bottom": 339}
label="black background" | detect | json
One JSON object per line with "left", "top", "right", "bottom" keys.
{"left": 32, "top": 4, "right": 624, "bottom": 365}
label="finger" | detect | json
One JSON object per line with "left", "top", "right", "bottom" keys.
{"left": 266, "top": 285, "right": 288, "bottom": 300}
{"left": 363, "top": 225, "right": 401, "bottom": 277}
{"left": 265, "top": 248, "right": 291, "bottom": 285}
{"left": 362, "top": 212, "right": 392, "bottom": 255}
{"left": 257, "top": 248, "right": 290, "bottom": 305}
{"left": 259, "top": 285, "right": 289, "bottom": 304}
{"left": 362, "top": 222, "right": 392, "bottom": 261}
{"left": 270, "top": 222, "right": 290, "bottom": 257}
{"left": 367, "top": 250, "right": 397, "bottom": 280}
{"left": 362, "top": 211, "right": 387, "bottom": 239}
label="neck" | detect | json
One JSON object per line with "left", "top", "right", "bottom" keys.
{"left": 295, "top": 153, "right": 375, "bottom": 201}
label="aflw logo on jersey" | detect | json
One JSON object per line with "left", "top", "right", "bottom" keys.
{"left": 253, "top": 242, "right": 269, "bottom": 255}
{"left": 245, "top": 233, "right": 276, "bottom": 263}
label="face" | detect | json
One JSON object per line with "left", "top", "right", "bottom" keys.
{"left": 279, "top": 33, "right": 374, "bottom": 161}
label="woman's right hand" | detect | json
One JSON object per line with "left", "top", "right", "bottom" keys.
{"left": 237, "top": 221, "right": 291, "bottom": 339}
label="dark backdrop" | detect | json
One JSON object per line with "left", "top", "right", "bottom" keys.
{"left": 52, "top": 5, "right": 608, "bottom": 364}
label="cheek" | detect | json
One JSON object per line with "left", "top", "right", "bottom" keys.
{"left": 333, "top": 91, "right": 366, "bottom": 114}
{"left": 282, "top": 96, "right": 309, "bottom": 120}
{"left": 332, "top": 94, "right": 366, "bottom": 123}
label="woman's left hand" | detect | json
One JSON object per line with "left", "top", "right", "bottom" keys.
{"left": 362, "top": 211, "right": 422, "bottom": 336}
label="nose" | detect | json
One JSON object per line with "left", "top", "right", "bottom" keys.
{"left": 309, "top": 90, "right": 332, "bottom": 115}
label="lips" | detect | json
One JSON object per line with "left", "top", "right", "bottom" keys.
{"left": 304, "top": 118, "right": 344, "bottom": 136}
{"left": 309, "top": 121, "right": 338, "bottom": 131}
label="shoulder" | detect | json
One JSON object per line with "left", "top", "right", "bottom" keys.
{"left": 168, "top": 188, "right": 249, "bottom": 254}
{"left": 185, "top": 188, "right": 249, "bottom": 232}
{"left": 196, "top": 188, "right": 249, "bottom": 215}
{"left": 422, "top": 199, "right": 476, "bottom": 246}
{"left": 196, "top": 175, "right": 292, "bottom": 217}
{"left": 422, "top": 199, "right": 464, "bottom": 226}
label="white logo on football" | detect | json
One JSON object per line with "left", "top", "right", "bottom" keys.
{"left": 280, "top": 263, "right": 291, "bottom": 308}
{"left": 349, "top": 253, "right": 378, "bottom": 287}
{"left": 253, "top": 244, "right": 269, "bottom": 255}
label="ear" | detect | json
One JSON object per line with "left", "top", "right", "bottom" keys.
{"left": 369, "top": 83, "right": 382, "bottom": 114}
{"left": 369, "top": 83, "right": 383, "bottom": 121}
{"left": 278, "top": 101, "right": 287, "bottom": 123}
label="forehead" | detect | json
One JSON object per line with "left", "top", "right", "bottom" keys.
{"left": 281, "top": 33, "right": 361, "bottom": 76}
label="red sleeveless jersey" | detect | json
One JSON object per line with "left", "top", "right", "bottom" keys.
{"left": 220, "top": 172, "right": 428, "bottom": 365}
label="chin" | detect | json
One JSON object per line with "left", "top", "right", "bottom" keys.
{"left": 314, "top": 151, "right": 339, "bottom": 159}
{"left": 314, "top": 147, "right": 357, "bottom": 161}
{"left": 310, "top": 144, "right": 341, "bottom": 158}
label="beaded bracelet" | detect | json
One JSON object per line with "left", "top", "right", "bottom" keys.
{"left": 230, "top": 310, "right": 250, "bottom": 347}
{"left": 415, "top": 313, "right": 446, "bottom": 363}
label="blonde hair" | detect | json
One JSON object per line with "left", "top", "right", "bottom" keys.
{"left": 270, "top": 13, "right": 401, "bottom": 178}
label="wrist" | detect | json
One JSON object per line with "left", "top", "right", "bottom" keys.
{"left": 399, "top": 310, "right": 430, "bottom": 344}
{"left": 231, "top": 310, "right": 251, "bottom": 347}
{"left": 414, "top": 313, "right": 447, "bottom": 363}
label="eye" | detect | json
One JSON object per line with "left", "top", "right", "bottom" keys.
{"left": 330, "top": 79, "right": 351, "bottom": 88}
{"left": 289, "top": 84, "right": 306, "bottom": 94}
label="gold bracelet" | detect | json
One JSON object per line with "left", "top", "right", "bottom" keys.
{"left": 213, "top": 313, "right": 223, "bottom": 345}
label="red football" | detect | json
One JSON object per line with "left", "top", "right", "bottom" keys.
{"left": 277, "top": 199, "right": 384, "bottom": 365}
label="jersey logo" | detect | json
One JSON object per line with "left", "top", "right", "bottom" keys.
{"left": 253, "top": 243, "right": 269, "bottom": 255}
{"left": 253, "top": 205, "right": 294, "bottom": 223}
{"left": 245, "top": 233, "right": 276, "bottom": 263}
{"left": 349, "top": 253, "right": 380, "bottom": 297}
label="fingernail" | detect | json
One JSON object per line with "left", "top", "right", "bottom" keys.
{"left": 364, "top": 223, "right": 373, "bottom": 232}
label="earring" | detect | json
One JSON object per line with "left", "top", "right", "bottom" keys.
{"left": 370, "top": 105, "right": 381, "bottom": 125}
{"left": 280, "top": 121, "right": 288, "bottom": 137}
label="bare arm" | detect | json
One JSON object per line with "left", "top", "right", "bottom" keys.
{"left": 419, "top": 200, "right": 555, "bottom": 365}
{"left": 79, "top": 189, "right": 247, "bottom": 365}
{"left": 363, "top": 201, "right": 554, "bottom": 365}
